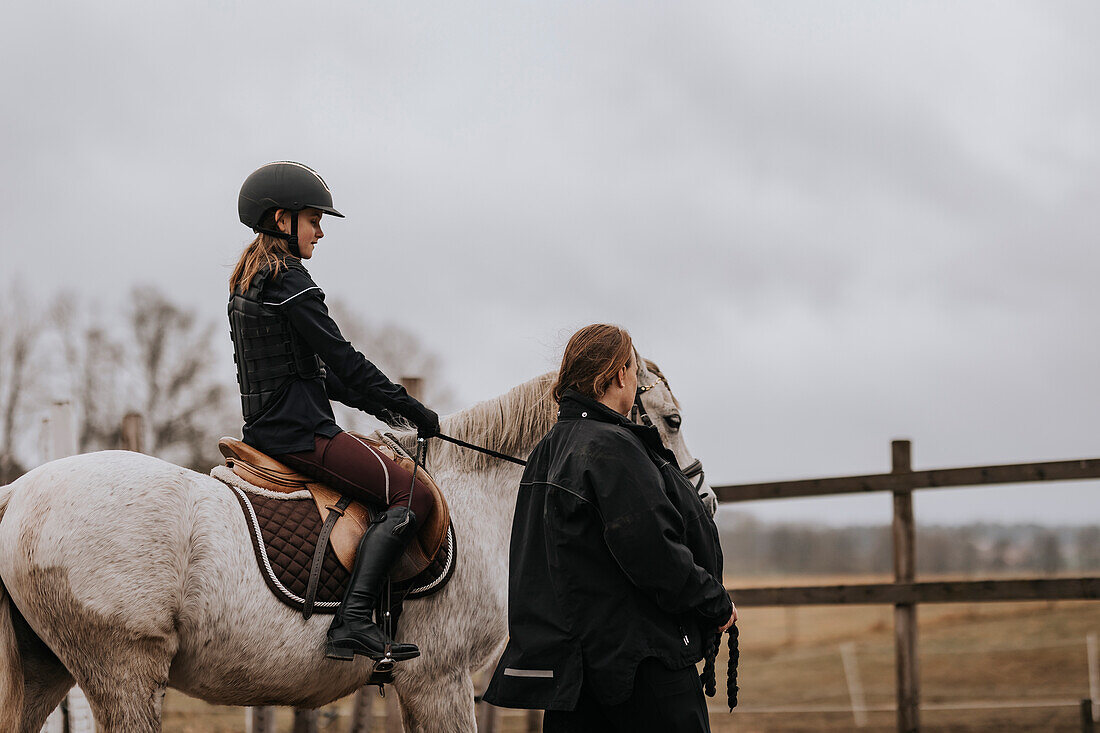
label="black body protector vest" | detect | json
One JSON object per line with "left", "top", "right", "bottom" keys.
{"left": 229, "top": 267, "right": 324, "bottom": 422}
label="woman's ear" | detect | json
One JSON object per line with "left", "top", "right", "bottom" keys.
{"left": 274, "top": 209, "right": 287, "bottom": 233}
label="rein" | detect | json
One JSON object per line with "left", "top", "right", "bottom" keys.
{"left": 435, "top": 433, "right": 527, "bottom": 466}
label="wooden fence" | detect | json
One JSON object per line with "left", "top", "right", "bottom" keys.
{"left": 713, "top": 439, "right": 1100, "bottom": 733}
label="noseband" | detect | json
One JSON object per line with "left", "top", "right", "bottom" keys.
{"left": 632, "top": 380, "right": 706, "bottom": 491}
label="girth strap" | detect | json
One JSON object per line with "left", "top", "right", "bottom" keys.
{"left": 303, "top": 494, "right": 352, "bottom": 620}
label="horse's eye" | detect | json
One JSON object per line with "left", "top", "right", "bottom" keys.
{"left": 664, "top": 414, "right": 682, "bottom": 431}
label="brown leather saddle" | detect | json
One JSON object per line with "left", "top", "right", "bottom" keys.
{"left": 217, "top": 433, "right": 454, "bottom": 618}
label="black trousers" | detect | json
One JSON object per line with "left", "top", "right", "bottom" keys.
{"left": 543, "top": 657, "right": 711, "bottom": 733}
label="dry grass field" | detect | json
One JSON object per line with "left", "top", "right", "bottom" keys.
{"left": 161, "top": 576, "right": 1099, "bottom": 732}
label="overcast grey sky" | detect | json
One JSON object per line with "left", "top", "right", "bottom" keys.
{"left": 3, "top": 1, "right": 1098, "bottom": 525}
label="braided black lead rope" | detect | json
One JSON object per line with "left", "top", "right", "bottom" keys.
{"left": 727, "top": 623, "right": 740, "bottom": 711}
{"left": 700, "top": 623, "right": 739, "bottom": 710}
{"left": 700, "top": 630, "right": 720, "bottom": 698}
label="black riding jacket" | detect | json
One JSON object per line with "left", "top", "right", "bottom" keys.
{"left": 228, "top": 259, "right": 434, "bottom": 454}
{"left": 483, "top": 390, "right": 732, "bottom": 710}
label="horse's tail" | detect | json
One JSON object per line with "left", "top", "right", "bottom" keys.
{"left": 0, "top": 581, "right": 24, "bottom": 729}
{"left": 0, "top": 484, "right": 25, "bottom": 728}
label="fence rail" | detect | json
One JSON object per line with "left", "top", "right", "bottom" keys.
{"left": 713, "top": 457, "right": 1100, "bottom": 502}
{"left": 732, "top": 577, "right": 1100, "bottom": 606}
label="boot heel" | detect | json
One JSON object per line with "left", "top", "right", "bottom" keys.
{"left": 325, "top": 641, "right": 355, "bottom": 661}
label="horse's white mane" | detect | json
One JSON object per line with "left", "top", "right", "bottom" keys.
{"left": 434, "top": 371, "right": 558, "bottom": 471}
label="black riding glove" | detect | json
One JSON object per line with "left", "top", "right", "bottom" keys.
{"left": 413, "top": 407, "right": 441, "bottom": 439}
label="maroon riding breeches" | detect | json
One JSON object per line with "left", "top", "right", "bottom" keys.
{"left": 277, "top": 431, "right": 434, "bottom": 522}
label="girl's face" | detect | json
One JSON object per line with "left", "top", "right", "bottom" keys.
{"left": 276, "top": 208, "right": 324, "bottom": 258}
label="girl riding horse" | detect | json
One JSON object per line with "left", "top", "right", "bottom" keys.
{"left": 229, "top": 161, "right": 439, "bottom": 664}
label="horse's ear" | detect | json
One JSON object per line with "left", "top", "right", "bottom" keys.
{"left": 634, "top": 347, "right": 651, "bottom": 381}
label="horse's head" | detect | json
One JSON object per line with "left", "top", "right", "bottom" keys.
{"left": 632, "top": 354, "right": 717, "bottom": 517}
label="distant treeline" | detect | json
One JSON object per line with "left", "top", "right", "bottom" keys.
{"left": 716, "top": 511, "right": 1100, "bottom": 577}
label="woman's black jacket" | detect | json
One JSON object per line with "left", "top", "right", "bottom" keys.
{"left": 228, "top": 259, "right": 435, "bottom": 454}
{"left": 483, "top": 390, "right": 732, "bottom": 710}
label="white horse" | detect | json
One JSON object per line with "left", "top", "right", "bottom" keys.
{"left": 0, "top": 357, "right": 713, "bottom": 732}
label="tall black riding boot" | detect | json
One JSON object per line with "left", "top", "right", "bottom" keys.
{"left": 325, "top": 506, "right": 421, "bottom": 662}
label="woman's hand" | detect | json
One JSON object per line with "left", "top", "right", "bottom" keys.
{"left": 719, "top": 603, "right": 738, "bottom": 633}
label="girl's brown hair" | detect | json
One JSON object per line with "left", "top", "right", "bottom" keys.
{"left": 229, "top": 210, "right": 297, "bottom": 293}
{"left": 552, "top": 324, "right": 634, "bottom": 403}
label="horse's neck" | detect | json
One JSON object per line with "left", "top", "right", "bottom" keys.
{"left": 431, "top": 372, "right": 556, "bottom": 483}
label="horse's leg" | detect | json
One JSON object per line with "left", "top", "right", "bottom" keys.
{"left": 10, "top": 604, "right": 75, "bottom": 733}
{"left": 70, "top": 635, "right": 174, "bottom": 733}
{"left": 396, "top": 667, "right": 477, "bottom": 733}
{"left": 42, "top": 596, "right": 178, "bottom": 733}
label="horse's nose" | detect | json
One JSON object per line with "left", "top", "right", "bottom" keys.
{"left": 697, "top": 480, "right": 719, "bottom": 518}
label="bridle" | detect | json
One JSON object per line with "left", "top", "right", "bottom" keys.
{"left": 631, "top": 379, "right": 706, "bottom": 492}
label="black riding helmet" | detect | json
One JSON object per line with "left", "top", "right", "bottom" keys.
{"left": 238, "top": 161, "right": 344, "bottom": 255}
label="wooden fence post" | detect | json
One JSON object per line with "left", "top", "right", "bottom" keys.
{"left": 385, "top": 694, "right": 402, "bottom": 732}
{"left": 400, "top": 376, "right": 424, "bottom": 402}
{"left": 44, "top": 401, "right": 77, "bottom": 463}
{"left": 892, "top": 439, "right": 919, "bottom": 733}
{"left": 245, "top": 707, "right": 277, "bottom": 733}
{"left": 119, "top": 412, "right": 145, "bottom": 453}
{"left": 291, "top": 709, "right": 318, "bottom": 733}
{"left": 349, "top": 688, "right": 375, "bottom": 732}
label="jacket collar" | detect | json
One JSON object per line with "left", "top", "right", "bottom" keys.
{"left": 557, "top": 390, "right": 633, "bottom": 425}
{"left": 558, "top": 390, "right": 674, "bottom": 461}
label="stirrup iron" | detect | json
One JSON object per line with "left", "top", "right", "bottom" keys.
{"left": 371, "top": 643, "right": 396, "bottom": 675}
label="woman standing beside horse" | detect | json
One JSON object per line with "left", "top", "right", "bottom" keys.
{"left": 230, "top": 161, "right": 440, "bottom": 664}
{"left": 484, "top": 324, "right": 736, "bottom": 732}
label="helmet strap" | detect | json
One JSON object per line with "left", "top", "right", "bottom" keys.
{"left": 287, "top": 210, "right": 300, "bottom": 257}
{"left": 254, "top": 209, "right": 300, "bottom": 257}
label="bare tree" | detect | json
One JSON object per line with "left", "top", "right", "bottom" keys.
{"left": 49, "top": 295, "right": 129, "bottom": 452}
{"left": 128, "top": 286, "right": 235, "bottom": 469}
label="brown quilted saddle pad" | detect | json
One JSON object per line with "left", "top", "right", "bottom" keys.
{"left": 214, "top": 434, "right": 457, "bottom": 616}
